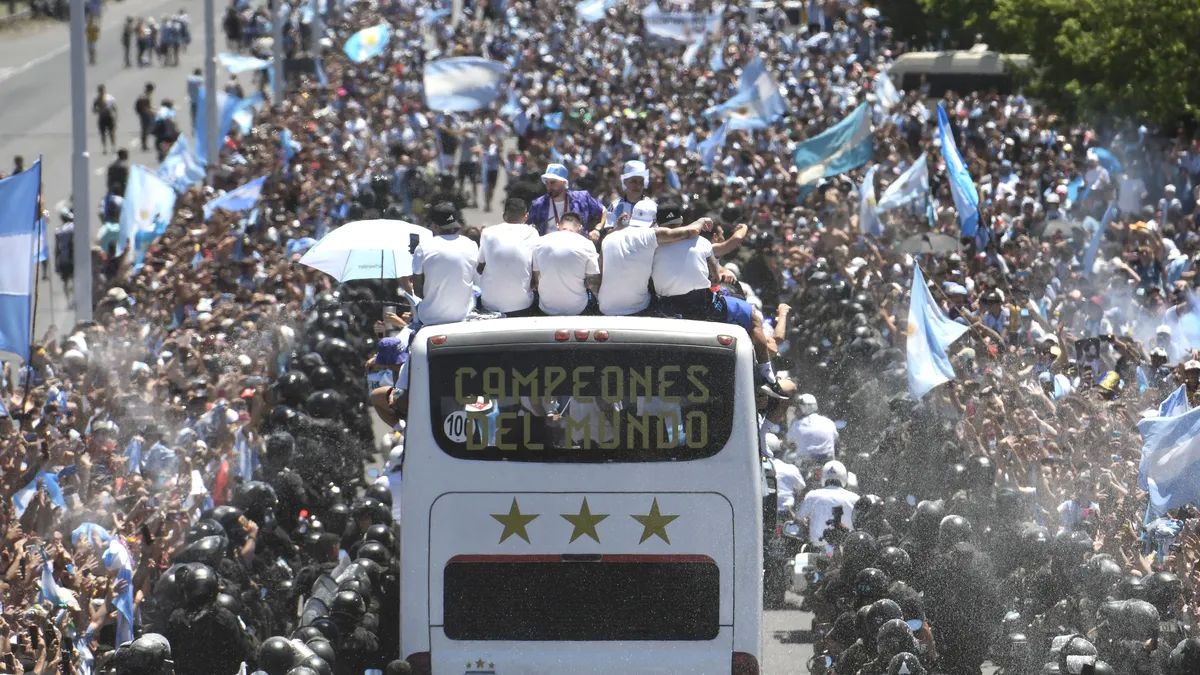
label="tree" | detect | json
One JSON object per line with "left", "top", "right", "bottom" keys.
{"left": 991, "top": 0, "right": 1200, "bottom": 126}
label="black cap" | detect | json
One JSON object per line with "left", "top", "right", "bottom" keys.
{"left": 430, "top": 202, "right": 461, "bottom": 230}
{"left": 657, "top": 200, "right": 684, "bottom": 225}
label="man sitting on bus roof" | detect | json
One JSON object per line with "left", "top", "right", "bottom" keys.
{"left": 532, "top": 212, "right": 601, "bottom": 315}
{"left": 597, "top": 198, "right": 713, "bottom": 317}
{"left": 404, "top": 201, "right": 479, "bottom": 329}
{"left": 478, "top": 197, "right": 540, "bottom": 317}
{"left": 650, "top": 206, "right": 779, "bottom": 387}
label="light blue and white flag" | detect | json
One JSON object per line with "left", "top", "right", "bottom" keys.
{"left": 858, "top": 165, "right": 882, "bottom": 238}
{"left": 874, "top": 70, "right": 900, "bottom": 111}
{"left": 642, "top": 1, "right": 724, "bottom": 42}
{"left": 1161, "top": 385, "right": 1191, "bottom": 419}
{"left": 1088, "top": 147, "right": 1124, "bottom": 175}
{"left": 682, "top": 34, "right": 706, "bottom": 66}
{"left": 230, "top": 92, "right": 266, "bottom": 136}
{"left": 422, "top": 57, "right": 509, "bottom": 112}
{"left": 575, "top": 0, "right": 616, "bottom": 23}
{"left": 235, "top": 427, "right": 257, "bottom": 480}
{"left": 37, "top": 547, "right": 79, "bottom": 610}
{"left": 124, "top": 437, "right": 143, "bottom": 475}
{"left": 709, "top": 37, "right": 726, "bottom": 72}
{"left": 281, "top": 129, "right": 300, "bottom": 163}
{"left": 877, "top": 153, "right": 929, "bottom": 212}
{"left": 158, "top": 134, "right": 207, "bottom": 192}
{"left": 703, "top": 56, "right": 787, "bottom": 130}
{"left": 421, "top": 6, "right": 452, "bottom": 24}
{"left": 1138, "top": 405, "right": 1200, "bottom": 517}
{"left": 315, "top": 58, "right": 328, "bottom": 87}
{"left": 793, "top": 104, "right": 873, "bottom": 189}
{"left": 698, "top": 121, "right": 728, "bottom": 171}
{"left": 543, "top": 112, "right": 563, "bottom": 130}
{"left": 102, "top": 538, "right": 135, "bottom": 646}
{"left": 0, "top": 159, "right": 41, "bottom": 362}
{"left": 1081, "top": 200, "right": 1117, "bottom": 277}
{"left": 71, "top": 522, "right": 112, "bottom": 549}
{"left": 343, "top": 22, "right": 391, "bottom": 63}
{"left": 12, "top": 471, "right": 67, "bottom": 517}
{"left": 203, "top": 176, "right": 266, "bottom": 221}
{"left": 119, "top": 166, "right": 176, "bottom": 257}
{"left": 195, "top": 87, "right": 253, "bottom": 163}
{"left": 218, "top": 52, "right": 271, "bottom": 74}
{"left": 936, "top": 104, "right": 979, "bottom": 238}
{"left": 907, "top": 265, "right": 969, "bottom": 400}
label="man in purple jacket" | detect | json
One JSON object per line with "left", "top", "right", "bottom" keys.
{"left": 526, "top": 163, "right": 606, "bottom": 236}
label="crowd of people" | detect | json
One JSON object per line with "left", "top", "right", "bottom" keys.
{"left": 3, "top": 0, "right": 1200, "bottom": 673}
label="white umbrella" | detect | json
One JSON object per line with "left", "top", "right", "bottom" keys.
{"left": 299, "top": 219, "right": 433, "bottom": 282}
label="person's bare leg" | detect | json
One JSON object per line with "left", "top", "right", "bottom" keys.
{"left": 749, "top": 309, "right": 776, "bottom": 383}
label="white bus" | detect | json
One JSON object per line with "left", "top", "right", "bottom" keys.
{"left": 398, "top": 316, "right": 764, "bottom": 675}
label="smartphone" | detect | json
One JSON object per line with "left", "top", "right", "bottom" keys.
{"left": 27, "top": 626, "right": 38, "bottom": 650}
{"left": 23, "top": 543, "right": 38, "bottom": 554}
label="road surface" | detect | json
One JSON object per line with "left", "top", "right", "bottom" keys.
{"left": 0, "top": 0, "right": 227, "bottom": 337}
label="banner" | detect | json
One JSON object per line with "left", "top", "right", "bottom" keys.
{"left": 642, "top": 2, "right": 724, "bottom": 42}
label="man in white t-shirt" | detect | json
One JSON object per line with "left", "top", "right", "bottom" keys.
{"left": 796, "top": 460, "right": 858, "bottom": 551}
{"left": 598, "top": 199, "right": 711, "bottom": 316}
{"left": 764, "top": 433, "right": 805, "bottom": 517}
{"left": 406, "top": 202, "right": 479, "bottom": 327}
{"left": 601, "top": 160, "right": 653, "bottom": 235}
{"left": 478, "top": 198, "right": 539, "bottom": 316}
{"left": 532, "top": 212, "right": 600, "bottom": 315}
{"left": 786, "top": 394, "right": 838, "bottom": 466}
{"left": 651, "top": 211, "right": 778, "bottom": 385}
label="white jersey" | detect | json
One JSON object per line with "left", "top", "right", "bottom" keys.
{"left": 532, "top": 230, "right": 599, "bottom": 315}
{"left": 412, "top": 234, "right": 479, "bottom": 326}
{"left": 787, "top": 413, "right": 839, "bottom": 462}
{"left": 771, "top": 459, "right": 805, "bottom": 513}
{"left": 797, "top": 485, "right": 858, "bottom": 549}
{"left": 598, "top": 227, "right": 658, "bottom": 316}
{"left": 651, "top": 236, "right": 714, "bottom": 298}
{"left": 478, "top": 222, "right": 538, "bottom": 313}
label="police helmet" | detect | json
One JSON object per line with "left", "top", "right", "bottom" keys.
{"left": 181, "top": 563, "right": 219, "bottom": 609}
{"left": 937, "top": 515, "right": 972, "bottom": 548}
{"left": 855, "top": 568, "right": 890, "bottom": 604}
{"left": 275, "top": 371, "right": 313, "bottom": 406}
{"left": 1168, "top": 637, "right": 1200, "bottom": 675}
{"left": 299, "top": 656, "right": 332, "bottom": 675}
{"left": 887, "top": 652, "right": 925, "bottom": 675}
{"left": 1142, "top": 571, "right": 1183, "bottom": 614}
{"left": 875, "top": 546, "right": 912, "bottom": 583}
{"left": 876, "top": 619, "right": 918, "bottom": 660}
{"left": 909, "top": 500, "right": 945, "bottom": 542}
{"left": 305, "top": 638, "right": 337, "bottom": 667}
{"left": 330, "top": 590, "right": 367, "bottom": 622}
{"left": 365, "top": 523, "right": 395, "bottom": 548}
{"left": 864, "top": 599, "right": 904, "bottom": 637}
{"left": 357, "top": 541, "right": 392, "bottom": 565}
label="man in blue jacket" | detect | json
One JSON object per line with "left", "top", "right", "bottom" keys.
{"left": 526, "top": 163, "right": 605, "bottom": 236}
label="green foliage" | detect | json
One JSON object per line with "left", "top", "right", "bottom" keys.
{"left": 882, "top": 0, "right": 1200, "bottom": 126}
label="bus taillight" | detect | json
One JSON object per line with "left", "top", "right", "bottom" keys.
{"left": 593, "top": 330, "right": 609, "bottom": 341}
{"left": 718, "top": 335, "right": 734, "bottom": 346}
{"left": 732, "top": 651, "right": 760, "bottom": 675}
{"left": 430, "top": 335, "right": 447, "bottom": 345}
{"left": 574, "top": 329, "right": 590, "bottom": 341}
{"left": 554, "top": 329, "right": 570, "bottom": 342}
{"left": 407, "top": 652, "right": 431, "bottom": 675}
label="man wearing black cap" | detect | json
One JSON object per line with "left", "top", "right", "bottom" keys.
{"left": 404, "top": 202, "right": 479, "bottom": 327}
{"left": 598, "top": 198, "right": 713, "bottom": 316}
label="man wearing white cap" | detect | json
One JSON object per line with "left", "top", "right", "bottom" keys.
{"left": 526, "top": 163, "right": 605, "bottom": 236}
{"left": 602, "top": 160, "right": 653, "bottom": 234}
{"left": 598, "top": 199, "right": 712, "bottom": 316}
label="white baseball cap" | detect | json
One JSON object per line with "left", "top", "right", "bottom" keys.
{"left": 627, "top": 198, "right": 658, "bottom": 228}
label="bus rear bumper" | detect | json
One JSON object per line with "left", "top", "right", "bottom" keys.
{"left": 425, "top": 628, "right": 739, "bottom": 675}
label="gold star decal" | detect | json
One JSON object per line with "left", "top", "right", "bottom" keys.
{"left": 491, "top": 498, "right": 539, "bottom": 544}
{"left": 561, "top": 498, "right": 609, "bottom": 543}
{"left": 489, "top": 664, "right": 494, "bottom": 669}
{"left": 631, "top": 498, "right": 679, "bottom": 544}
{"left": 476, "top": 659, "right": 486, "bottom": 668}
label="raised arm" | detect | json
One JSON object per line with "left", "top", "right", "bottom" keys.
{"left": 654, "top": 217, "right": 713, "bottom": 244}
{"left": 712, "top": 223, "right": 749, "bottom": 257}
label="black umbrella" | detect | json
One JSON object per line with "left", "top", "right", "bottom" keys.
{"left": 1034, "top": 218, "right": 1087, "bottom": 240}
{"left": 898, "top": 232, "right": 960, "bottom": 255}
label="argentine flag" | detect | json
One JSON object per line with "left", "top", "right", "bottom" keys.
{"left": 793, "top": 104, "right": 873, "bottom": 189}
{"left": 158, "top": 134, "right": 207, "bottom": 193}
{"left": 218, "top": 52, "right": 271, "bottom": 74}
{"left": 119, "top": 166, "right": 176, "bottom": 256}
{"left": 936, "top": 104, "right": 979, "bottom": 238}
{"left": 906, "top": 265, "right": 969, "bottom": 400}
{"left": 343, "top": 23, "right": 391, "bottom": 63}
{"left": 1138, "top": 405, "right": 1200, "bottom": 517}
{"left": 422, "top": 57, "right": 509, "bottom": 112}
{"left": 0, "top": 159, "right": 41, "bottom": 362}
{"left": 703, "top": 57, "right": 787, "bottom": 130}
{"left": 858, "top": 165, "right": 882, "bottom": 237}
{"left": 204, "top": 176, "right": 267, "bottom": 221}
{"left": 876, "top": 153, "right": 929, "bottom": 212}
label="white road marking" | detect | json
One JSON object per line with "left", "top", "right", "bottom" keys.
{"left": 0, "top": 44, "right": 69, "bottom": 85}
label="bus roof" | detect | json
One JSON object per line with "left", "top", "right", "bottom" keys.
{"left": 414, "top": 316, "right": 748, "bottom": 344}
{"left": 889, "top": 50, "right": 1032, "bottom": 77}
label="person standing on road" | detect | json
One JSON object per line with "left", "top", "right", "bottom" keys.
{"left": 86, "top": 16, "right": 100, "bottom": 65}
{"left": 107, "top": 149, "right": 130, "bottom": 196}
{"left": 92, "top": 85, "right": 118, "bottom": 155}
{"left": 187, "top": 68, "right": 203, "bottom": 129}
{"left": 135, "top": 83, "right": 156, "bottom": 152}
{"left": 122, "top": 17, "right": 134, "bottom": 67}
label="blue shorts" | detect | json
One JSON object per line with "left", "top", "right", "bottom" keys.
{"left": 716, "top": 295, "right": 755, "bottom": 332}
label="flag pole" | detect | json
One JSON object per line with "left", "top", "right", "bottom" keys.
{"left": 19, "top": 157, "right": 46, "bottom": 421}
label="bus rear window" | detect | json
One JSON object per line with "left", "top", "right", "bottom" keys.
{"left": 428, "top": 345, "right": 735, "bottom": 462}
{"left": 443, "top": 558, "right": 720, "bottom": 641}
